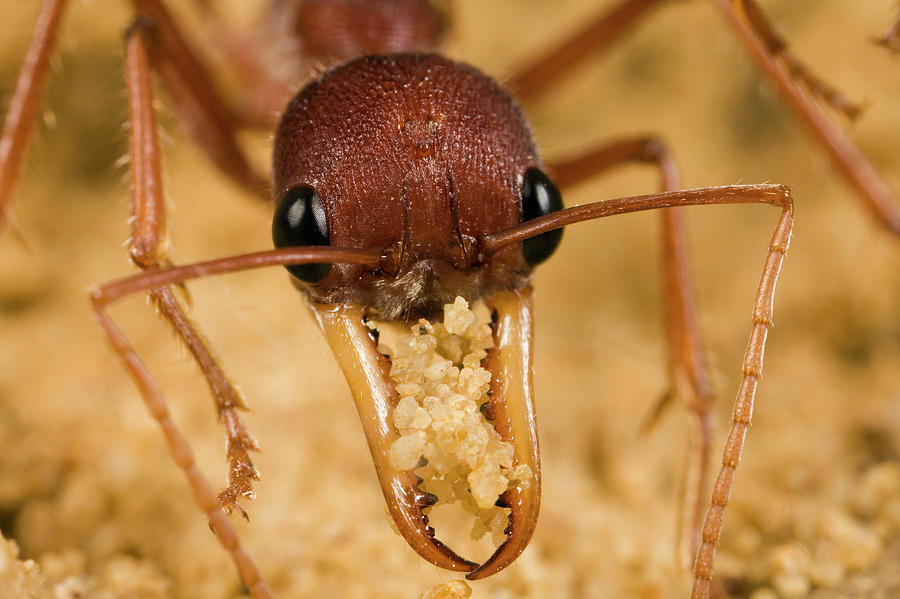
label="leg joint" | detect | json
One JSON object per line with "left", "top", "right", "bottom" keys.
{"left": 124, "top": 15, "right": 159, "bottom": 44}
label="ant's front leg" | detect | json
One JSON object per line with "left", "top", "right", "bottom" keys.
{"left": 547, "top": 136, "right": 714, "bottom": 571}
{"left": 481, "top": 183, "right": 794, "bottom": 599}
{"left": 124, "top": 16, "right": 262, "bottom": 525}
{"left": 88, "top": 19, "right": 272, "bottom": 598}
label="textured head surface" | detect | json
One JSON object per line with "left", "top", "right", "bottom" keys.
{"left": 273, "top": 53, "right": 540, "bottom": 318}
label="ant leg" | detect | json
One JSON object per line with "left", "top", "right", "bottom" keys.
{"left": 508, "top": 0, "right": 667, "bottom": 101}
{"left": 713, "top": 0, "right": 900, "bottom": 234}
{"left": 510, "top": 0, "right": 900, "bottom": 233}
{"left": 91, "top": 285, "right": 272, "bottom": 599}
{"left": 876, "top": 9, "right": 900, "bottom": 53}
{"left": 658, "top": 204, "right": 714, "bottom": 573}
{"left": 126, "top": 12, "right": 262, "bottom": 526}
{"left": 109, "top": 20, "right": 271, "bottom": 597}
{"left": 548, "top": 136, "right": 712, "bottom": 570}
{"left": 0, "top": 0, "right": 67, "bottom": 225}
{"left": 186, "top": 0, "right": 299, "bottom": 128}
{"left": 91, "top": 293, "right": 272, "bottom": 599}
{"left": 127, "top": 0, "right": 270, "bottom": 197}
{"left": 726, "top": 0, "right": 862, "bottom": 120}
{"left": 480, "top": 183, "right": 793, "bottom": 599}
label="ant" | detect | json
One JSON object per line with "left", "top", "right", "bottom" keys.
{"left": 1, "top": 1, "right": 898, "bottom": 597}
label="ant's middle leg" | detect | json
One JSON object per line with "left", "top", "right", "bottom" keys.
{"left": 713, "top": 0, "right": 900, "bottom": 234}
{"left": 95, "top": 21, "right": 274, "bottom": 598}
{"left": 128, "top": 0, "right": 270, "bottom": 197}
{"left": 722, "top": 0, "right": 863, "bottom": 120}
{"left": 509, "top": 0, "right": 900, "bottom": 234}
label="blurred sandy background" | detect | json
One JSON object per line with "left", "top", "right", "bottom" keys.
{"left": 1, "top": 1, "right": 899, "bottom": 597}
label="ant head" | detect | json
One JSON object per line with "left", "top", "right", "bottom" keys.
{"left": 273, "top": 53, "right": 562, "bottom": 319}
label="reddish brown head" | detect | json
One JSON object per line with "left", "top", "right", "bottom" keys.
{"left": 273, "top": 53, "right": 552, "bottom": 318}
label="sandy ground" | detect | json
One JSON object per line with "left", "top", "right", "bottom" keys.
{"left": 1, "top": 1, "right": 899, "bottom": 598}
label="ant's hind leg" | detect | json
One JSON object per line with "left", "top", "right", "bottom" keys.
{"left": 89, "top": 19, "right": 272, "bottom": 598}
{"left": 0, "top": 0, "right": 67, "bottom": 225}
{"left": 548, "top": 136, "right": 714, "bottom": 570}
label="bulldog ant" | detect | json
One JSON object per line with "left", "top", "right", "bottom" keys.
{"left": 2, "top": 1, "right": 898, "bottom": 598}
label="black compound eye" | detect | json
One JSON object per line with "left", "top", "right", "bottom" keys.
{"left": 272, "top": 185, "right": 331, "bottom": 283}
{"left": 521, "top": 167, "right": 563, "bottom": 266}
